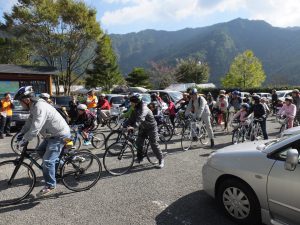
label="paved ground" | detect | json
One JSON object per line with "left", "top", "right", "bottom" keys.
{"left": 0, "top": 117, "right": 280, "bottom": 225}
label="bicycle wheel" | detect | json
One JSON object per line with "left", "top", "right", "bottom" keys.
{"left": 199, "top": 126, "right": 209, "bottom": 145}
{"left": 181, "top": 128, "right": 193, "bottom": 151}
{"left": 0, "top": 160, "right": 36, "bottom": 206}
{"left": 145, "top": 142, "right": 159, "bottom": 165}
{"left": 174, "top": 120, "right": 185, "bottom": 136}
{"left": 11, "top": 133, "right": 41, "bottom": 155}
{"left": 158, "top": 124, "right": 173, "bottom": 142}
{"left": 232, "top": 129, "right": 240, "bottom": 144}
{"left": 105, "top": 130, "right": 127, "bottom": 150}
{"left": 107, "top": 116, "right": 119, "bottom": 130}
{"left": 61, "top": 151, "right": 102, "bottom": 192}
{"left": 103, "top": 142, "right": 134, "bottom": 176}
{"left": 91, "top": 132, "right": 105, "bottom": 149}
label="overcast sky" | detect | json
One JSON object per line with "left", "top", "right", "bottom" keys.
{"left": 1, "top": 0, "right": 300, "bottom": 34}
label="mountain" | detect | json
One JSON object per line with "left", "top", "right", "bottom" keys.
{"left": 110, "top": 18, "right": 300, "bottom": 86}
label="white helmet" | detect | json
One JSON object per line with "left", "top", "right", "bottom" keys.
{"left": 99, "top": 93, "right": 106, "bottom": 97}
{"left": 77, "top": 104, "right": 87, "bottom": 110}
{"left": 40, "top": 93, "right": 50, "bottom": 99}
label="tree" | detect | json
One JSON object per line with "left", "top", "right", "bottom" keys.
{"left": 221, "top": 50, "right": 266, "bottom": 88}
{"left": 86, "top": 35, "right": 124, "bottom": 91}
{"left": 148, "top": 61, "right": 176, "bottom": 89}
{"left": 3, "top": 0, "right": 103, "bottom": 94}
{"left": 0, "top": 37, "right": 31, "bottom": 64}
{"left": 175, "top": 58, "right": 210, "bottom": 84}
{"left": 126, "top": 67, "right": 152, "bottom": 88}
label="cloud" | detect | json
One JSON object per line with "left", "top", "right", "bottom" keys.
{"left": 101, "top": 0, "right": 300, "bottom": 31}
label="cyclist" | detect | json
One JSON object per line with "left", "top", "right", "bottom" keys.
{"left": 165, "top": 96, "right": 176, "bottom": 128}
{"left": 206, "top": 92, "right": 215, "bottom": 112}
{"left": 96, "top": 93, "right": 111, "bottom": 127}
{"left": 75, "top": 104, "right": 96, "bottom": 146}
{"left": 151, "top": 93, "right": 164, "bottom": 112}
{"left": 278, "top": 97, "right": 296, "bottom": 129}
{"left": 232, "top": 103, "right": 250, "bottom": 125}
{"left": 86, "top": 89, "right": 98, "bottom": 114}
{"left": 175, "top": 92, "right": 190, "bottom": 111}
{"left": 185, "top": 88, "right": 214, "bottom": 148}
{"left": 14, "top": 86, "right": 71, "bottom": 197}
{"left": 249, "top": 95, "right": 268, "bottom": 140}
{"left": 127, "top": 93, "right": 164, "bottom": 168}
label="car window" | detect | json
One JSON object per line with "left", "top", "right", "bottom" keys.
{"left": 168, "top": 92, "right": 183, "bottom": 102}
{"left": 110, "top": 96, "right": 125, "bottom": 104}
{"left": 275, "top": 140, "right": 300, "bottom": 162}
{"left": 159, "top": 93, "right": 168, "bottom": 102}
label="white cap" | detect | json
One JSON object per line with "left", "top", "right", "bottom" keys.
{"left": 77, "top": 104, "right": 87, "bottom": 110}
{"left": 40, "top": 93, "right": 50, "bottom": 99}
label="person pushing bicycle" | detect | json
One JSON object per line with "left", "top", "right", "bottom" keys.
{"left": 126, "top": 93, "right": 165, "bottom": 168}
{"left": 14, "top": 86, "right": 71, "bottom": 197}
{"left": 185, "top": 88, "right": 215, "bottom": 148}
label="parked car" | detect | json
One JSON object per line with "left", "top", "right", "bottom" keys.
{"left": 257, "top": 92, "right": 272, "bottom": 102}
{"left": 11, "top": 100, "right": 30, "bottom": 130}
{"left": 281, "top": 126, "right": 300, "bottom": 137}
{"left": 148, "top": 90, "right": 183, "bottom": 103}
{"left": 202, "top": 134, "right": 300, "bottom": 225}
{"left": 140, "top": 93, "right": 151, "bottom": 104}
{"left": 105, "top": 94, "right": 126, "bottom": 108}
{"left": 51, "top": 96, "right": 72, "bottom": 111}
{"left": 276, "top": 90, "right": 293, "bottom": 102}
{"left": 240, "top": 92, "right": 250, "bottom": 99}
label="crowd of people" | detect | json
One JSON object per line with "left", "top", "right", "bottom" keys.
{"left": 2, "top": 86, "right": 300, "bottom": 197}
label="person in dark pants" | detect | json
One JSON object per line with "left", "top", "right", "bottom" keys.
{"left": 249, "top": 95, "right": 268, "bottom": 140}
{"left": 127, "top": 93, "right": 164, "bottom": 168}
{"left": 271, "top": 89, "right": 278, "bottom": 115}
{"left": 0, "top": 93, "right": 14, "bottom": 139}
{"left": 69, "top": 95, "right": 78, "bottom": 124}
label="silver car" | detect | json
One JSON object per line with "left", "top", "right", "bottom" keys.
{"left": 202, "top": 134, "right": 300, "bottom": 225}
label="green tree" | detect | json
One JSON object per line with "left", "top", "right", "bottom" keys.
{"left": 175, "top": 58, "right": 210, "bottom": 84}
{"left": 86, "top": 35, "right": 124, "bottom": 91}
{"left": 0, "top": 36, "right": 31, "bottom": 64}
{"left": 126, "top": 67, "right": 152, "bottom": 88}
{"left": 221, "top": 50, "right": 266, "bottom": 88}
{"left": 3, "top": 0, "right": 103, "bottom": 94}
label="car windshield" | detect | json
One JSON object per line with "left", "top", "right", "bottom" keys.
{"left": 55, "top": 96, "right": 71, "bottom": 105}
{"left": 111, "top": 96, "right": 125, "bottom": 104}
{"left": 259, "top": 136, "right": 291, "bottom": 151}
{"left": 168, "top": 92, "right": 183, "bottom": 102}
{"left": 277, "top": 92, "right": 286, "bottom": 98}
{"left": 141, "top": 94, "right": 151, "bottom": 103}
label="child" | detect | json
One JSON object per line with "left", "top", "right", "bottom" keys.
{"left": 233, "top": 103, "right": 250, "bottom": 125}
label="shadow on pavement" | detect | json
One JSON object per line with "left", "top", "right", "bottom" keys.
{"left": 0, "top": 200, "right": 40, "bottom": 213}
{"left": 155, "top": 190, "right": 236, "bottom": 225}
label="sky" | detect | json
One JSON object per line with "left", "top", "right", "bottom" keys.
{"left": 1, "top": 0, "right": 300, "bottom": 34}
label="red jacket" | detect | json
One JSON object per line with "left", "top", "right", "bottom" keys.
{"left": 98, "top": 99, "right": 111, "bottom": 110}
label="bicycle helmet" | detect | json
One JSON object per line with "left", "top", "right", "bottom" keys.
{"left": 40, "top": 93, "right": 50, "bottom": 99}
{"left": 292, "top": 89, "right": 299, "bottom": 94}
{"left": 252, "top": 95, "right": 261, "bottom": 101}
{"left": 219, "top": 90, "right": 226, "bottom": 94}
{"left": 150, "top": 93, "right": 157, "bottom": 99}
{"left": 285, "top": 96, "right": 293, "bottom": 102}
{"left": 14, "top": 86, "right": 35, "bottom": 101}
{"left": 129, "top": 93, "right": 142, "bottom": 103}
{"left": 207, "top": 92, "right": 212, "bottom": 96}
{"left": 241, "top": 103, "right": 250, "bottom": 110}
{"left": 190, "top": 88, "right": 198, "bottom": 95}
{"left": 99, "top": 93, "right": 106, "bottom": 97}
{"left": 232, "top": 90, "right": 240, "bottom": 96}
{"left": 77, "top": 104, "right": 87, "bottom": 111}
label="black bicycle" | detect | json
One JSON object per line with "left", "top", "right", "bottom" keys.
{"left": 103, "top": 130, "right": 163, "bottom": 176}
{"left": 0, "top": 142, "right": 102, "bottom": 206}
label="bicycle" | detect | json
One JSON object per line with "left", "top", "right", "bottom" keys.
{"left": 249, "top": 118, "right": 264, "bottom": 141}
{"left": 94, "top": 107, "right": 125, "bottom": 131}
{"left": 231, "top": 119, "right": 251, "bottom": 144}
{"left": 71, "top": 125, "right": 106, "bottom": 149}
{"left": 181, "top": 116, "right": 209, "bottom": 151}
{"left": 11, "top": 132, "right": 41, "bottom": 155}
{"left": 157, "top": 114, "right": 173, "bottom": 142}
{"left": 103, "top": 130, "right": 164, "bottom": 176}
{"left": 0, "top": 142, "right": 102, "bottom": 206}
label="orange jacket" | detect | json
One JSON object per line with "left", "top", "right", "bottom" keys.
{"left": 86, "top": 95, "right": 98, "bottom": 109}
{"left": 1, "top": 99, "right": 13, "bottom": 116}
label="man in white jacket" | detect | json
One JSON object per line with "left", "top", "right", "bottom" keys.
{"left": 185, "top": 88, "right": 214, "bottom": 148}
{"left": 15, "top": 86, "right": 71, "bottom": 197}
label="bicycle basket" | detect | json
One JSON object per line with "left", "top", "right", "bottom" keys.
{"left": 278, "top": 117, "right": 287, "bottom": 125}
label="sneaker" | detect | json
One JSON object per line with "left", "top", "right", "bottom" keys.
{"left": 36, "top": 186, "right": 55, "bottom": 197}
{"left": 6, "top": 133, "right": 13, "bottom": 137}
{"left": 157, "top": 159, "right": 165, "bottom": 169}
{"left": 192, "top": 136, "right": 198, "bottom": 142}
{"left": 0, "top": 134, "right": 4, "bottom": 139}
{"left": 83, "top": 140, "right": 91, "bottom": 146}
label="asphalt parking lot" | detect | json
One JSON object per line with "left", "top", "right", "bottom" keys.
{"left": 0, "top": 118, "right": 280, "bottom": 225}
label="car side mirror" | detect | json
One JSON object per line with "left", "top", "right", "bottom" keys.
{"left": 285, "top": 149, "right": 299, "bottom": 171}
